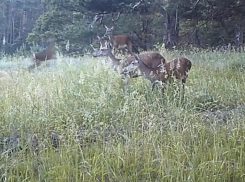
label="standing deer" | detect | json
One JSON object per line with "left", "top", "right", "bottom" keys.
{"left": 104, "top": 25, "right": 137, "bottom": 56}
{"left": 92, "top": 38, "right": 166, "bottom": 83}
{"left": 28, "top": 42, "right": 56, "bottom": 71}
{"left": 122, "top": 54, "right": 192, "bottom": 94}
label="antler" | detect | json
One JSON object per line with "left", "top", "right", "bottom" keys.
{"left": 91, "top": 14, "right": 104, "bottom": 28}
{"left": 131, "top": 0, "right": 145, "bottom": 10}
{"left": 90, "top": 44, "right": 97, "bottom": 51}
{"left": 112, "top": 12, "right": 121, "bottom": 22}
{"left": 111, "top": 12, "right": 121, "bottom": 26}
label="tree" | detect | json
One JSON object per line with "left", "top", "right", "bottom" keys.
{"left": 28, "top": 0, "right": 154, "bottom": 53}
{"left": 0, "top": 0, "right": 46, "bottom": 54}
{"left": 2, "top": 0, "right": 245, "bottom": 54}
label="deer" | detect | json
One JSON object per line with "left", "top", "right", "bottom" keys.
{"left": 28, "top": 42, "right": 56, "bottom": 71}
{"left": 104, "top": 25, "right": 137, "bottom": 56}
{"left": 92, "top": 37, "right": 166, "bottom": 84}
{"left": 122, "top": 54, "right": 192, "bottom": 95}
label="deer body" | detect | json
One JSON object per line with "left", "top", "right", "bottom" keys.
{"left": 92, "top": 47, "right": 165, "bottom": 74}
{"left": 28, "top": 42, "right": 56, "bottom": 71}
{"left": 123, "top": 56, "right": 192, "bottom": 92}
{"left": 102, "top": 47, "right": 121, "bottom": 72}
{"left": 33, "top": 48, "right": 55, "bottom": 61}
{"left": 92, "top": 36, "right": 166, "bottom": 86}
{"left": 104, "top": 26, "right": 135, "bottom": 55}
{"left": 109, "top": 34, "right": 133, "bottom": 55}
{"left": 93, "top": 37, "right": 165, "bottom": 74}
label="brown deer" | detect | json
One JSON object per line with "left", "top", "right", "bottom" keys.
{"left": 104, "top": 25, "right": 137, "bottom": 56}
{"left": 28, "top": 42, "right": 56, "bottom": 71}
{"left": 122, "top": 55, "right": 192, "bottom": 94}
{"left": 92, "top": 38, "right": 166, "bottom": 83}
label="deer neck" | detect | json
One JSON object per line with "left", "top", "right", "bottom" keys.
{"left": 108, "top": 34, "right": 114, "bottom": 40}
{"left": 108, "top": 34, "right": 115, "bottom": 45}
{"left": 137, "top": 60, "right": 162, "bottom": 81}
{"left": 107, "top": 50, "right": 121, "bottom": 71}
{"left": 138, "top": 61, "right": 153, "bottom": 75}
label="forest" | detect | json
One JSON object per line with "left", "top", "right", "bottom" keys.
{"left": 1, "top": 0, "right": 245, "bottom": 55}
{"left": 1, "top": 1, "right": 245, "bottom": 181}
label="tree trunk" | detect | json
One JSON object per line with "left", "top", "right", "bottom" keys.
{"left": 235, "top": 30, "right": 243, "bottom": 47}
{"left": 142, "top": 18, "right": 148, "bottom": 51}
{"left": 234, "top": 21, "right": 244, "bottom": 51}
{"left": 164, "top": 9, "right": 179, "bottom": 49}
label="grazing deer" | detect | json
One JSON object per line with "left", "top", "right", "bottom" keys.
{"left": 92, "top": 38, "right": 166, "bottom": 83}
{"left": 28, "top": 42, "right": 56, "bottom": 71}
{"left": 104, "top": 25, "right": 137, "bottom": 56}
{"left": 122, "top": 55, "right": 192, "bottom": 94}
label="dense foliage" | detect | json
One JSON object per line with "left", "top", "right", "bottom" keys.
{"left": 0, "top": 0, "right": 245, "bottom": 54}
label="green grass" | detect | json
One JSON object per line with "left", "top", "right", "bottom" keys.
{"left": 0, "top": 50, "right": 245, "bottom": 181}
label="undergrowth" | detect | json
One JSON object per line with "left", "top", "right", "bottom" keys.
{"left": 0, "top": 50, "right": 245, "bottom": 181}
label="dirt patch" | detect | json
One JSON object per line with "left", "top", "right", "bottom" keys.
{"left": 203, "top": 105, "right": 245, "bottom": 122}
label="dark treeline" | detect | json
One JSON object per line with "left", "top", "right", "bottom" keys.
{"left": 1, "top": 0, "right": 245, "bottom": 55}
{"left": 0, "top": 0, "right": 46, "bottom": 54}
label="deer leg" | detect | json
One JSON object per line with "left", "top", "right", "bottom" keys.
{"left": 121, "top": 74, "right": 131, "bottom": 93}
{"left": 28, "top": 64, "right": 35, "bottom": 72}
{"left": 36, "top": 60, "right": 42, "bottom": 67}
{"left": 122, "top": 75, "right": 131, "bottom": 86}
{"left": 175, "top": 82, "right": 181, "bottom": 95}
{"left": 182, "top": 82, "right": 185, "bottom": 96}
{"left": 152, "top": 80, "right": 165, "bottom": 94}
{"left": 122, "top": 48, "right": 126, "bottom": 56}
{"left": 180, "top": 78, "right": 186, "bottom": 102}
{"left": 113, "top": 47, "right": 118, "bottom": 56}
{"left": 161, "top": 87, "right": 166, "bottom": 95}
{"left": 118, "top": 48, "right": 123, "bottom": 56}
{"left": 152, "top": 82, "right": 157, "bottom": 91}
{"left": 128, "top": 44, "right": 133, "bottom": 55}
{"left": 28, "top": 60, "right": 41, "bottom": 72}
{"left": 114, "top": 47, "right": 118, "bottom": 55}
{"left": 182, "top": 79, "right": 186, "bottom": 91}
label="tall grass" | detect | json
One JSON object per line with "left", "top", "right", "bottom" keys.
{"left": 0, "top": 50, "right": 245, "bottom": 181}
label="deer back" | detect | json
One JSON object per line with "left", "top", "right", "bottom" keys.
{"left": 123, "top": 52, "right": 165, "bottom": 69}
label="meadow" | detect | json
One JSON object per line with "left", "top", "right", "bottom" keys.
{"left": 0, "top": 49, "right": 245, "bottom": 182}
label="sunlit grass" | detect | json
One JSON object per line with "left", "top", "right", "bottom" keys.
{"left": 0, "top": 50, "right": 245, "bottom": 181}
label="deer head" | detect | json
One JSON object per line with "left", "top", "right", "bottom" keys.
{"left": 92, "top": 36, "right": 111, "bottom": 57}
{"left": 122, "top": 54, "right": 141, "bottom": 73}
{"left": 97, "top": 36, "right": 111, "bottom": 50}
{"left": 104, "top": 25, "right": 114, "bottom": 36}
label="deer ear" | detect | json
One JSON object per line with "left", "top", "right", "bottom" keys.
{"left": 97, "top": 36, "right": 101, "bottom": 40}
{"left": 111, "top": 26, "right": 114, "bottom": 30}
{"left": 104, "top": 25, "right": 108, "bottom": 29}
